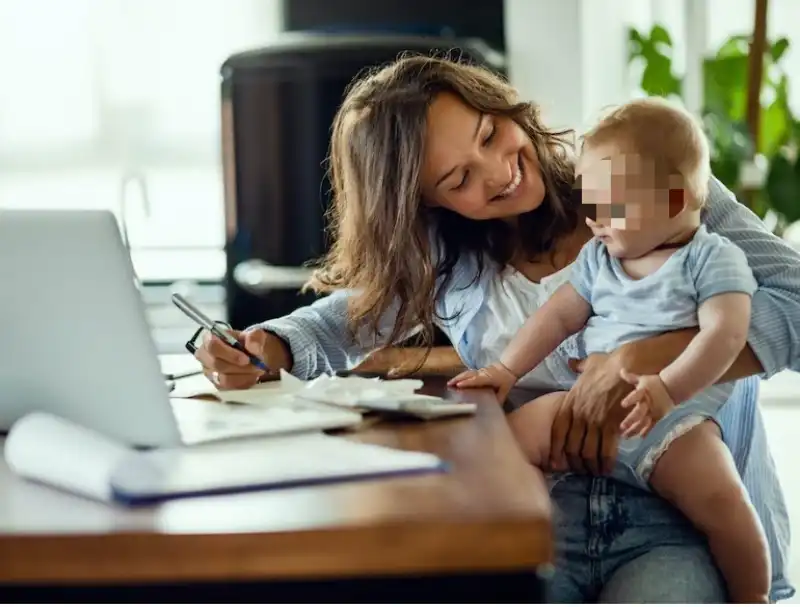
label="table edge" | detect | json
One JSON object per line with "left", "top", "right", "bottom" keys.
{"left": 0, "top": 518, "right": 553, "bottom": 584}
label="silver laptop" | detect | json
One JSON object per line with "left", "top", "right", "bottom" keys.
{"left": 0, "top": 210, "right": 358, "bottom": 447}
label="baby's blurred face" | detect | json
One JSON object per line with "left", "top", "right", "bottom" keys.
{"left": 575, "top": 142, "right": 684, "bottom": 259}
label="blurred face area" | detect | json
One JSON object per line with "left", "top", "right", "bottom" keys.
{"left": 576, "top": 142, "right": 685, "bottom": 258}
{"left": 420, "top": 93, "right": 546, "bottom": 220}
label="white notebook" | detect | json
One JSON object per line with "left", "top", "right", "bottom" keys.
{"left": 4, "top": 412, "right": 447, "bottom": 506}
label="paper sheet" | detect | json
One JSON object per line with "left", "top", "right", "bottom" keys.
{"left": 171, "top": 370, "right": 435, "bottom": 410}
{"left": 169, "top": 395, "right": 363, "bottom": 446}
{"left": 5, "top": 412, "right": 133, "bottom": 502}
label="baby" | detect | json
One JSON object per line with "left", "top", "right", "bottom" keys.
{"left": 450, "top": 97, "right": 770, "bottom": 603}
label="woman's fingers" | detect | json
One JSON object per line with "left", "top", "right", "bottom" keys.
{"left": 205, "top": 334, "right": 251, "bottom": 365}
{"left": 194, "top": 331, "right": 264, "bottom": 391}
{"left": 205, "top": 368, "right": 261, "bottom": 390}
{"left": 195, "top": 333, "right": 254, "bottom": 373}
{"left": 197, "top": 356, "right": 262, "bottom": 376}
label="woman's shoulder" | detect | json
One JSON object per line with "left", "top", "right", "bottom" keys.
{"left": 702, "top": 175, "right": 763, "bottom": 232}
{"left": 689, "top": 223, "right": 737, "bottom": 250}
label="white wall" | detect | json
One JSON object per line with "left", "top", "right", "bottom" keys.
{"left": 504, "top": 0, "right": 645, "bottom": 134}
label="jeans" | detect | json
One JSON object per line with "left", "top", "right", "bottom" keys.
{"left": 547, "top": 474, "right": 727, "bottom": 603}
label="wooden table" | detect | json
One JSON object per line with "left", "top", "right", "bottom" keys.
{"left": 0, "top": 373, "right": 553, "bottom": 602}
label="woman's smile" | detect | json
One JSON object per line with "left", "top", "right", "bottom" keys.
{"left": 490, "top": 154, "right": 524, "bottom": 202}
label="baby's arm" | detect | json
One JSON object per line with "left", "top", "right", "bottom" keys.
{"left": 501, "top": 238, "right": 603, "bottom": 378}
{"left": 658, "top": 292, "right": 751, "bottom": 404}
{"left": 620, "top": 238, "right": 758, "bottom": 435}
{"left": 451, "top": 239, "right": 599, "bottom": 395}
{"left": 449, "top": 283, "right": 590, "bottom": 396}
{"left": 501, "top": 282, "right": 592, "bottom": 378}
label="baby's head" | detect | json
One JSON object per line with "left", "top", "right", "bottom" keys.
{"left": 576, "top": 97, "right": 710, "bottom": 258}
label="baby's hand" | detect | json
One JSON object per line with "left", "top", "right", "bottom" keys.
{"left": 448, "top": 362, "right": 518, "bottom": 404}
{"left": 618, "top": 370, "right": 676, "bottom": 438}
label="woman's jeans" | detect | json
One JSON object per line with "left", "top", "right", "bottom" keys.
{"left": 547, "top": 474, "right": 726, "bottom": 602}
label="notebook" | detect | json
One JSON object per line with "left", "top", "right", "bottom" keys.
{"left": 5, "top": 412, "right": 447, "bottom": 506}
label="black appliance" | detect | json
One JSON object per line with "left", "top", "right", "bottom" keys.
{"left": 220, "top": 33, "right": 505, "bottom": 332}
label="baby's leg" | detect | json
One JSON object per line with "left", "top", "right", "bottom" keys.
{"left": 505, "top": 391, "right": 566, "bottom": 468}
{"left": 649, "top": 420, "right": 770, "bottom": 603}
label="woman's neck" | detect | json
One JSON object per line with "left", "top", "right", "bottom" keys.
{"left": 510, "top": 220, "right": 593, "bottom": 280}
{"left": 556, "top": 221, "right": 594, "bottom": 264}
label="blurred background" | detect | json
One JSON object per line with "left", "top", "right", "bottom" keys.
{"left": 2, "top": 0, "right": 798, "bottom": 352}
{"left": 1, "top": 0, "right": 800, "bottom": 598}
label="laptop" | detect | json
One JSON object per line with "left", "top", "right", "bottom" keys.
{"left": 0, "top": 210, "right": 360, "bottom": 447}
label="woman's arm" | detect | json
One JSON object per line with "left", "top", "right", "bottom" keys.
{"left": 255, "top": 289, "right": 412, "bottom": 379}
{"left": 704, "top": 177, "right": 800, "bottom": 377}
{"left": 614, "top": 327, "right": 763, "bottom": 382}
{"left": 355, "top": 346, "right": 466, "bottom": 376}
{"left": 547, "top": 332, "right": 764, "bottom": 476}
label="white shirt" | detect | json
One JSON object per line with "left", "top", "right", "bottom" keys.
{"left": 462, "top": 263, "right": 574, "bottom": 393}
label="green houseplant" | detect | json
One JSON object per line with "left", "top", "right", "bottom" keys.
{"left": 628, "top": 25, "right": 800, "bottom": 229}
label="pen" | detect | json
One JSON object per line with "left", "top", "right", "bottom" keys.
{"left": 171, "top": 293, "right": 269, "bottom": 372}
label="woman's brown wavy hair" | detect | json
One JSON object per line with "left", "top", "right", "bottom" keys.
{"left": 306, "top": 53, "right": 579, "bottom": 358}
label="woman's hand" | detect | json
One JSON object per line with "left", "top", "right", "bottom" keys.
{"left": 194, "top": 328, "right": 292, "bottom": 390}
{"left": 547, "top": 328, "right": 746, "bottom": 476}
{"left": 449, "top": 362, "right": 518, "bottom": 404}
{"left": 548, "top": 352, "right": 634, "bottom": 476}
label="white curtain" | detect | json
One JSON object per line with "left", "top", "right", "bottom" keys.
{"left": 0, "top": 0, "right": 283, "bottom": 257}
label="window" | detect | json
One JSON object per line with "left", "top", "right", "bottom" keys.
{"left": 0, "top": 0, "right": 284, "bottom": 281}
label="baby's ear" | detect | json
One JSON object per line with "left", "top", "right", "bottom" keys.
{"left": 668, "top": 187, "right": 685, "bottom": 217}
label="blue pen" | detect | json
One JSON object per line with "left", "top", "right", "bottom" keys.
{"left": 171, "top": 293, "right": 269, "bottom": 372}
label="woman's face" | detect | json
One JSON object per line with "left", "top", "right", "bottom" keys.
{"left": 420, "top": 93, "right": 546, "bottom": 220}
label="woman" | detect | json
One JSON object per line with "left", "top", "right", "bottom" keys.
{"left": 195, "top": 55, "right": 797, "bottom": 602}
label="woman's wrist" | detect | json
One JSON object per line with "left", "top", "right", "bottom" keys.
{"left": 261, "top": 329, "right": 294, "bottom": 373}
{"left": 614, "top": 329, "right": 764, "bottom": 384}
{"left": 613, "top": 329, "right": 695, "bottom": 375}
{"left": 355, "top": 347, "right": 466, "bottom": 376}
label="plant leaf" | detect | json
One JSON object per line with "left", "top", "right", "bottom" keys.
{"left": 765, "top": 151, "right": 800, "bottom": 223}
{"left": 628, "top": 27, "right": 645, "bottom": 61}
{"left": 704, "top": 55, "right": 748, "bottom": 120}
{"left": 760, "top": 99, "right": 789, "bottom": 156}
{"left": 716, "top": 35, "right": 750, "bottom": 58}
{"left": 650, "top": 25, "right": 673, "bottom": 47}
{"left": 771, "top": 37, "right": 790, "bottom": 62}
{"left": 641, "top": 54, "right": 681, "bottom": 97}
